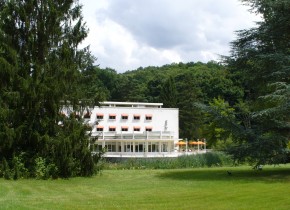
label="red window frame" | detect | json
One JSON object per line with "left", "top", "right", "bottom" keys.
{"left": 96, "top": 125, "right": 104, "bottom": 131}
{"left": 96, "top": 113, "right": 104, "bottom": 119}
{"left": 109, "top": 114, "right": 116, "bottom": 120}
{"left": 145, "top": 126, "right": 152, "bottom": 132}
{"left": 121, "top": 114, "right": 128, "bottom": 120}
{"left": 145, "top": 114, "right": 152, "bottom": 120}
{"left": 121, "top": 126, "right": 129, "bottom": 132}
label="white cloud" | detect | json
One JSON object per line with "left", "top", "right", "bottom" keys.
{"left": 79, "top": 0, "right": 260, "bottom": 72}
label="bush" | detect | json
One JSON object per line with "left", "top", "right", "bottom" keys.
{"left": 34, "top": 157, "right": 59, "bottom": 179}
{"left": 2, "top": 158, "right": 12, "bottom": 180}
{"left": 0, "top": 154, "right": 30, "bottom": 180}
{"left": 103, "top": 152, "right": 233, "bottom": 170}
{"left": 34, "top": 157, "right": 47, "bottom": 179}
{"left": 93, "top": 148, "right": 106, "bottom": 174}
{"left": 12, "top": 154, "right": 29, "bottom": 179}
{"left": 46, "top": 163, "right": 59, "bottom": 179}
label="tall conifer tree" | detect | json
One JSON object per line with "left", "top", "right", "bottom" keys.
{"left": 160, "top": 76, "right": 177, "bottom": 108}
{"left": 0, "top": 0, "right": 96, "bottom": 178}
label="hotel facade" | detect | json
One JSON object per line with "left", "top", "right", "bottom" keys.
{"left": 85, "top": 101, "right": 180, "bottom": 157}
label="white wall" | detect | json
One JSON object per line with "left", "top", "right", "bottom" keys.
{"left": 89, "top": 106, "right": 179, "bottom": 140}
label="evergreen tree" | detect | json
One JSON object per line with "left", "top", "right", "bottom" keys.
{"left": 0, "top": 0, "right": 98, "bottom": 178}
{"left": 204, "top": 0, "right": 290, "bottom": 167}
{"left": 146, "top": 77, "right": 163, "bottom": 103}
{"left": 176, "top": 72, "right": 203, "bottom": 140}
{"left": 160, "top": 76, "right": 177, "bottom": 108}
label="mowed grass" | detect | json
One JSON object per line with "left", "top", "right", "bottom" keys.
{"left": 0, "top": 165, "right": 290, "bottom": 210}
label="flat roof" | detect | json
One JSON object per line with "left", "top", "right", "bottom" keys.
{"left": 100, "top": 101, "right": 163, "bottom": 108}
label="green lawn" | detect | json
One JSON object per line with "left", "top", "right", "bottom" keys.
{"left": 0, "top": 165, "right": 290, "bottom": 210}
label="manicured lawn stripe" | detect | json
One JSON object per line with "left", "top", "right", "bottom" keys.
{"left": 0, "top": 165, "right": 289, "bottom": 210}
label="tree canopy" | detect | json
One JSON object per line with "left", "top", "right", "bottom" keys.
{"left": 200, "top": 0, "right": 290, "bottom": 167}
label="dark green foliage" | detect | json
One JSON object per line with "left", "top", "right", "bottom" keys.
{"left": 176, "top": 72, "right": 203, "bottom": 139}
{"left": 0, "top": 0, "right": 101, "bottom": 178}
{"left": 2, "top": 158, "right": 12, "bottom": 180}
{"left": 92, "top": 147, "right": 106, "bottom": 174}
{"left": 146, "top": 77, "right": 163, "bottom": 103}
{"left": 198, "top": 97, "right": 236, "bottom": 147}
{"left": 0, "top": 154, "right": 29, "bottom": 180}
{"left": 12, "top": 153, "right": 29, "bottom": 179}
{"left": 199, "top": 0, "right": 290, "bottom": 168}
{"left": 34, "top": 157, "right": 58, "bottom": 180}
{"left": 160, "top": 76, "right": 177, "bottom": 108}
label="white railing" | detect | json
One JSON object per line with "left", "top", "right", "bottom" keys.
{"left": 91, "top": 131, "right": 174, "bottom": 140}
{"left": 104, "top": 152, "right": 178, "bottom": 158}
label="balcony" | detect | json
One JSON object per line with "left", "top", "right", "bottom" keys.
{"left": 91, "top": 131, "right": 175, "bottom": 140}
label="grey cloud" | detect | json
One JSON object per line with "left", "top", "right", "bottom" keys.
{"left": 98, "top": 0, "right": 245, "bottom": 53}
{"left": 82, "top": 0, "right": 258, "bottom": 71}
{"left": 99, "top": 0, "right": 200, "bottom": 48}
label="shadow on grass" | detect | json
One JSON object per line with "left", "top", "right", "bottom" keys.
{"left": 157, "top": 166, "right": 290, "bottom": 183}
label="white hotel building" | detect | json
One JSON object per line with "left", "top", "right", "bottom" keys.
{"left": 86, "top": 101, "right": 180, "bottom": 157}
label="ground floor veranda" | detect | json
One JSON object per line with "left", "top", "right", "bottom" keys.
{"left": 90, "top": 139, "right": 207, "bottom": 158}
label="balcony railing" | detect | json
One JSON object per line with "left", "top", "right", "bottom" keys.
{"left": 91, "top": 131, "right": 175, "bottom": 140}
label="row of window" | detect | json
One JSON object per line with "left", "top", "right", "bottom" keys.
{"left": 92, "top": 142, "right": 171, "bottom": 153}
{"left": 96, "top": 125, "right": 152, "bottom": 132}
{"left": 96, "top": 113, "right": 153, "bottom": 121}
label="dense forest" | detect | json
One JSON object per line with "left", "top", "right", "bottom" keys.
{"left": 0, "top": 0, "right": 289, "bottom": 179}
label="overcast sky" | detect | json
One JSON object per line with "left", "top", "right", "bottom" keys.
{"left": 79, "top": 0, "right": 260, "bottom": 72}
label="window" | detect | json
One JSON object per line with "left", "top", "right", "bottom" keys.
{"left": 96, "top": 113, "right": 104, "bottom": 119}
{"left": 109, "top": 114, "right": 116, "bottom": 120}
{"left": 121, "top": 126, "right": 128, "bottom": 132}
{"left": 96, "top": 125, "right": 104, "bottom": 131}
{"left": 148, "top": 142, "right": 159, "bottom": 152}
{"left": 106, "top": 142, "right": 116, "bottom": 152}
{"left": 135, "top": 143, "right": 145, "bottom": 152}
{"left": 124, "top": 142, "right": 133, "bottom": 152}
{"left": 134, "top": 126, "right": 140, "bottom": 132}
{"left": 145, "top": 126, "right": 152, "bottom": 132}
{"left": 145, "top": 114, "right": 152, "bottom": 120}
{"left": 121, "top": 114, "right": 128, "bottom": 120}
{"left": 109, "top": 126, "right": 116, "bottom": 131}
{"left": 133, "top": 114, "right": 140, "bottom": 120}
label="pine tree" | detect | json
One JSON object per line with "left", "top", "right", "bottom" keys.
{"left": 0, "top": 0, "right": 97, "bottom": 178}
{"left": 176, "top": 72, "right": 203, "bottom": 140}
{"left": 160, "top": 76, "right": 177, "bottom": 108}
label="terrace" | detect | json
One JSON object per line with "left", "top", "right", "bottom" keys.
{"left": 91, "top": 131, "right": 175, "bottom": 140}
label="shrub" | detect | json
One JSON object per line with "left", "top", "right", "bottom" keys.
{"left": 93, "top": 150, "right": 107, "bottom": 174}
{"left": 103, "top": 152, "right": 233, "bottom": 170}
{"left": 34, "top": 157, "right": 59, "bottom": 179}
{"left": 34, "top": 157, "right": 47, "bottom": 179}
{"left": 12, "top": 153, "right": 29, "bottom": 179}
{"left": 2, "top": 158, "right": 12, "bottom": 180}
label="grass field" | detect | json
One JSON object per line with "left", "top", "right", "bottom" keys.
{"left": 0, "top": 165, "right": 290, "bottom": 210}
